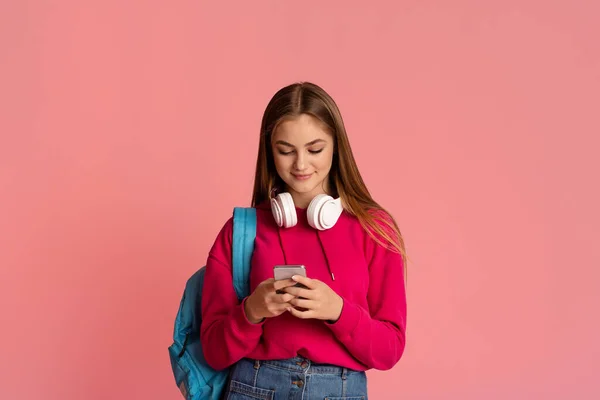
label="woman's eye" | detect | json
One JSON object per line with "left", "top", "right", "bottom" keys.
{"left": 277, "top": 148, "right": 323, "bottom": 155}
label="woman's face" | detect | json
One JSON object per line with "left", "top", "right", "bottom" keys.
{"left": 271, "top": 114, "right": 335, "bottom": 208}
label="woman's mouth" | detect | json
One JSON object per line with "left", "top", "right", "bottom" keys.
{"left": 292, "top": 173, "right": 312, "bottom": 181}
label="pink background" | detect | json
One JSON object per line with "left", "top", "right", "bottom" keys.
{"left": 1, "top": 1, "right": 599, "bottom": 399}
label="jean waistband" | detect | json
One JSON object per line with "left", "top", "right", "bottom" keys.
{"left": 243, "top": 356, "right": 359, "bottom": 376}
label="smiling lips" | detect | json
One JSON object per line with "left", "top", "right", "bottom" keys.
{"left": 292, "top": 173, "right": 312, "bottom": 181}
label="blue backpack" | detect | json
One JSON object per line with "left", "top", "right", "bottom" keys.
{"left": 168, "top": 207, "right": 256, "bottom": 400}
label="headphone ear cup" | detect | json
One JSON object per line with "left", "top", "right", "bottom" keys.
{"left": 271, "top": 196, "right": 284, "bottom": 227}
{"left": 279, "top": 192, "right": 297, "bottom": 228}
{"left": 308, "top": 194, "right": 342, "bottom": 230}
{"left": 307, "top": 194, "right": 328, "bottom": 230}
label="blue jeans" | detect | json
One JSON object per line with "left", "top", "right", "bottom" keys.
{"left": 223, "top": 356, "right": 368, "bottom": 400}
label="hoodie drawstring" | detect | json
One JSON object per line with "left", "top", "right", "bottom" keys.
{"left": 317, "top": 230, "right": 335, "bottom": 281}
{"left": 276, "top": 227, "right": 288, "bottom": 265}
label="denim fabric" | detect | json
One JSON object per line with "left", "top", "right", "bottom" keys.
{"left": 223, "top": 356, "right": 368, "bottom": 400}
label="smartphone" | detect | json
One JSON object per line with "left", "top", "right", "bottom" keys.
{"left": 273, "top": 265, "right": 308, "bottom": 293}
{"left": 273, "top": 265, "right": 306, "bottom": 281}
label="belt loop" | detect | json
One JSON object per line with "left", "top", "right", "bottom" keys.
{"left": 252, "top": 359, "right": 261, "bottom": 387}
{"left": 341, "top": 367, "right": 347, "bottom": 380}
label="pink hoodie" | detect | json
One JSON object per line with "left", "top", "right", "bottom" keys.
{"left": 200, "top": 201, "right": 407, "bottom": 371}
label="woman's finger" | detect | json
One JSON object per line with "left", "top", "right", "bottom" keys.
{"left": 275, "top": 293, "right": 295, "bottom": 303}
{"left": 291, "top": 275, "right": 318, "bottom": 290}
{"left": 287, "top": 306, "right": 314, "bottom": 319}
{"left": 273, "top": 278, "right": 297, "bottom": 292}
{"left": 289, "top": 298, "right": 316, "bottom": 310}
{"left": 283, "top": 286, "right": 317, "bottom": 300}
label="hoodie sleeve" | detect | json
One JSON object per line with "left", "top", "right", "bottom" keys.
{"left": 325, "top": 212, "right": 407, "bottom": 370}
{"left": 199, "top": 217, "right": 265, "bottom": 371}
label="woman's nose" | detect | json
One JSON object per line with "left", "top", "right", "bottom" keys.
{"left": 294, "top": 154, "right": 306, "bottom": 170}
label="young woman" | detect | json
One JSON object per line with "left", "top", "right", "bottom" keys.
{"left": 201, "top": 82, "right": 407, "bottom": 400}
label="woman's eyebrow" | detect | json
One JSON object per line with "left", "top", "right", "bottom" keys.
{"left": 275, "top": 139, "right": 326, "bottom": 147}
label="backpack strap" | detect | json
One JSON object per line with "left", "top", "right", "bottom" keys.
{"left": 232, "top": 207, "right": 257, "bottom": 300}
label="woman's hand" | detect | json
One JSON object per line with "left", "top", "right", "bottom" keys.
{"left": 282, "top": 275, "right": 343, "bottom": 322}
{"left": 244, "top": 278, "right": 297, "bottom": 324}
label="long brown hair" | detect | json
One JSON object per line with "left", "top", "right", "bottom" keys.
{"left": 251, "top": 82, "right": 407, "bottom": 268}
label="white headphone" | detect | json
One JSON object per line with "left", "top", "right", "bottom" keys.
{"left": 271, "top": 192, "right": 343, "bottom": 230}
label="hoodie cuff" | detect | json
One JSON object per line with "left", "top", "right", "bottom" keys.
{"left": 231, "top": 297, "right": 265, "bottom": 333}
{"left": 325, "top": 298, "right": 362, "bottom": 339}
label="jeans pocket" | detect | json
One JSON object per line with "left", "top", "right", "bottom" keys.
{"left": 228, "top": 379, "right": 275, "bottom": 400}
